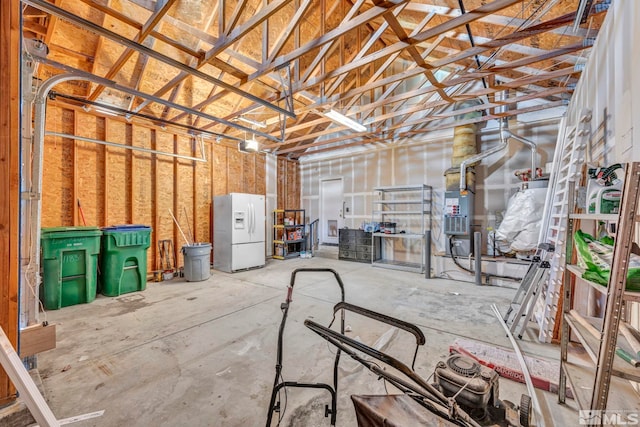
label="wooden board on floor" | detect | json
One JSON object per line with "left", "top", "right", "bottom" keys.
{"left": 19, "top": 324, "right": 56, "bottom": 358}
{"left": 450, "top": 337, "right": 573, "bottom": 399}
{"left": 0, "top": 326, "right": 59, "bottom": 426}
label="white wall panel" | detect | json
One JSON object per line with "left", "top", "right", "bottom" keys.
{"left": 299, "top": 120, "right": 559, "bottom": 254}
{"left": 564, "top": 0, "right": 640, "bottom": 163}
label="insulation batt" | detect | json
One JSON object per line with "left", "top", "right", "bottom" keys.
{"left": 495, "top": 188, "right": 547, "bottom": 254}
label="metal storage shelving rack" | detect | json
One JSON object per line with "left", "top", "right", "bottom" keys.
{"left": 273, "top": 209, "right": 306, "bottom": 260}
{"left": 370, "top": 184, "right": 432, "bottom": 273}
{"left": 558, "top": 162, "right": 640, "bottom": 423}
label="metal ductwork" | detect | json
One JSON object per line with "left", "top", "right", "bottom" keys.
{"left": 458, "top": 122, "right": 509, "bottom": 192}
{"left": 458, "top": 123, "right": 538, "bottom": 193}
{"left": 444, "top": 99, "right": 485, "bottom": 192}
{"left": 443, "top": 101, "right": 483, "bottom": 258}
{"left": 502, "top": 129, "right": 538, "bottom": 181}
{"left": 448, "top": 123, "right": 479, "bottom": 192}
{"left": 455, "top": 89, "right": 538, "bottom": 193}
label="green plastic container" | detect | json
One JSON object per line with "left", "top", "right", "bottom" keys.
{"left": 40, "top": 226, "right": 102, "bottom": 310}
{"left": 100, "top": 225, "right": 152, "bottom": 296}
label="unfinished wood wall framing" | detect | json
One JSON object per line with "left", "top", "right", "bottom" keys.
{"left": 41, "top": 105, "right": 266, "bottom": 272}
{"left": 277, "top": 158, "right": 300, "bottom": 210}
{"left": 0, "top": 0, "right": 20, "bottom": 405}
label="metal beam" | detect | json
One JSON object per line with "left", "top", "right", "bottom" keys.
{"left": 46, "top": 132, "right": 208, "bottom": 162}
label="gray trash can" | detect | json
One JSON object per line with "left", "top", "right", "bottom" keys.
{"left": 181, "top": 243, "right": 212, "bottom": 282}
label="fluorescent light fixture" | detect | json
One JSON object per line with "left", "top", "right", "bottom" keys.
{"left": 238, "top": 138, "right": 259, "bottom": 153}
{"left": 324, "top": 109, "right": 367, "bottom": 133}
{"left": 237, "top": 116, "right": 267, "bottom": 129}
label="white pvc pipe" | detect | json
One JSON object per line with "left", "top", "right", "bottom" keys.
{"left": 491, "top": 304, "right": 548, "bottom": 427}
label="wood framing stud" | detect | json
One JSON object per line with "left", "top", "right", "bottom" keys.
{"left": 0, "top": 0, "right": 20, "bottom": 405}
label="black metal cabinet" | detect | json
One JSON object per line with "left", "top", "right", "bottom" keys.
{"left": 338, "top": 229, "right": 377, "bottom": 263}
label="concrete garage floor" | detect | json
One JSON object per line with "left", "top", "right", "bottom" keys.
{"left": 36, "top": 249, "right": 581, "bottom": 426}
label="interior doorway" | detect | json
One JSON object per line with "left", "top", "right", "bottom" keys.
{"left": 320, "top": 178, "right": 343, "bottom": 245}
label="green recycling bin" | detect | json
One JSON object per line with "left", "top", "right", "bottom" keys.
{"left": 100, "top": 225, "right": 152, "bottom": 297}
{"left": 40, "top": 226, "right": 103, "bottom": 310}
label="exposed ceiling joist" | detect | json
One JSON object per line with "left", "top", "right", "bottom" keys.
{"left": 87, "top": 0, "right": 178, "bottom": 102}
{"left": 24, "top": 0, "right": 607, "bottom": 157}
{"left": 199, "top": 0, "right": 294, "bottom": 66}
{"left": 24, "top": 0, "right": 296, "bottom": 119}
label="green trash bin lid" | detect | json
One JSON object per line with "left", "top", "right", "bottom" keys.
{"left": 101, "top": 224, "right": 151, "bottom": 233}
{"left": 41, "top": 226, "right": 102, "bottom": 239}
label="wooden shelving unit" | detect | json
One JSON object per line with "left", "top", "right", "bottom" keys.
{"left": 371, "top": 185, "right": 432, "bottom": 273}
{"left": 272, "top": 209, "right": 305, "bottom": 260}
{"left": 558, "top": 162, "right": 640, "bottom": 423}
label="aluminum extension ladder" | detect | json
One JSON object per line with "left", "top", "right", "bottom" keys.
{"left": 532, "top": 110, "right": 592, "bottom": 342}
{"left": 503, "top": 243, "right": 553, "bottom": 339}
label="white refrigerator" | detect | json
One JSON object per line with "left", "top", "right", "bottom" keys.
{"left": 213, "top": 193, "right": 266, "bottom": 273}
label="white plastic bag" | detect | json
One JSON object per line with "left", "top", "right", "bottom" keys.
{"left": 495, "top": 187, "right": 547, "bottom": 253}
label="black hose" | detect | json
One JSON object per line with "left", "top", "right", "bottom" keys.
{"left": 448, "top": 235, "right": 522, "bottom": 282}
{"left": 449, "top": 236, "right": 474, "bottom": 274}
{"left": 588, "top": 163, "right": 623, "bottom": 185}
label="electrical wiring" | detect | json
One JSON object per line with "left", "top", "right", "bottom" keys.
{"left": 448, "top": 236, "right": 523, "bottom": 283}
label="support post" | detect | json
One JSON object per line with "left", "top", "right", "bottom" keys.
{"left": 424, "top": 230, "right": 431, "bottom": 279}
{"left": 474, "top": 231, "right": 482, "bottom": 286}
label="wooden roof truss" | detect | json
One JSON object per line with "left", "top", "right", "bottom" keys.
{"left": 21, "top": 0, "right": 608, "bottom": 158}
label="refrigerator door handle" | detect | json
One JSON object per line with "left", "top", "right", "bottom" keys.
{"left": 249, "top": 203, "right": 254, "bottom": 235}
{"left": 253, "top": 203, "right": 257, "bottom": 234}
